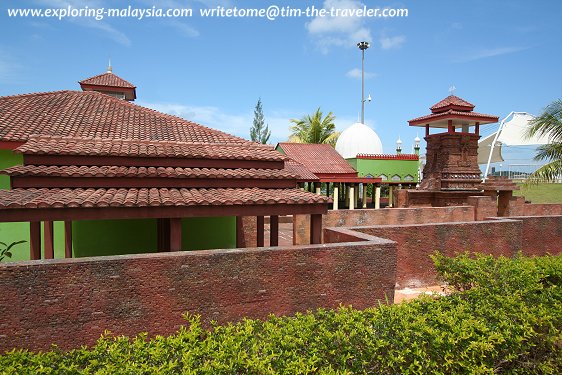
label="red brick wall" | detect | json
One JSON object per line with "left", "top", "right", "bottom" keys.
{"left": 356, "top": 220, "right": 523, "bottom": 289}
{"left": 511, "top": 215, "right": 562, "bottom": 256}
{"left": 508, "top": 203, "right": 562, "bottom": 217}
{"left": 467, "top": 195, "right": 497, "bottom": 220}
{"left": 294, "top": 206, "right": 475, "bottom": 245}
{"left": 0, "top": 239, "right": 396, "bottom": 352}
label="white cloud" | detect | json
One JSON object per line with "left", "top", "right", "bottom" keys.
{"left": 346, "top": 68, "right": 377, "bottom": 79}
{"left": 379, "top": 35, "right": 406, "bottom": 50}
{"left": 452, "top": 46, "right": 528, "bottom": 63}
{"left": 305, "top": 0, "right": 372, "bottom": 53}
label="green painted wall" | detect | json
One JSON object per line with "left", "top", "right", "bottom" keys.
{"left": 0, "top": 149, "right": 22, "bottom": 190}
{"left": 349, "top": 158, "right": 419, "bottom": 183}
{"left": 182, "top": 216, "right": 236, "bottom": 251}
{"left": 72, "top": 216, "right": 236, "bottom": 258}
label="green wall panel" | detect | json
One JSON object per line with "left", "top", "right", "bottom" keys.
{"left": 72, "top": 219, "right": 158, "bottom": 258}
{"left": 72, "top": 216, "right": 236, "bottom": 257}
{"left": 181, "top": 216, "right": 236, "bottom": 250}
{"left": 0, "top": 149, "right": 23, "bottom": 190}
{"left": 350, "top": 158, "right": 420, "bottom": 182}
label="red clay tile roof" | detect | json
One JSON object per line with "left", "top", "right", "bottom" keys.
{"left": 0, "top": 90, "right": 252, "bottom": 144}
{"left": 284, "top": 159, "right": 320, "bottom": 182}
{"left": 409, "top": 109, "right": 499, "bottom": 124}
{"left": 0, "top": 187, "right": 329, "bottom": 209}
{"left": 79, "top": 72, "right": 136, "bottom": 88}
{"left": 16, "top": 136, "right": 285, "bottom": 161}
{"left": 430, "top": 95, "right": 475, "bottom": 112}
{"left": 1, "top": 165, "right": 297, "bottom": 180}
{"left": 277, "top": 143, "right": 357, "bottom": 175}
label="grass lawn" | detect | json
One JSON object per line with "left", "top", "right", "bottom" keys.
{"left": 514, "top": 182, "right": 562, "bottom": 204}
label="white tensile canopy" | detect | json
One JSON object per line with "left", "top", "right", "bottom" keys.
{"left": 480, "top": 112, "right": 550, "bottom": 181}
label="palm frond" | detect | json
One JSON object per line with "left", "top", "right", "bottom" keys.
{"left": 525, "top": 159, "right": 562, "bottom": 184}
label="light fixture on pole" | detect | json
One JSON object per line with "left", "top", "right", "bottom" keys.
{"left": 357, "top": 41, "right": 369, "bottom": 124}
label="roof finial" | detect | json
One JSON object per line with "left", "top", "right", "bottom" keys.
{"left": 449, "top": 85, "right": 456, "bottom": 96}
{"left": 107, "top": 59, "right": 113, "bottom": 73}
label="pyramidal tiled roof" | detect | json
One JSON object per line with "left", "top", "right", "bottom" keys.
{"left": 0, "top": 90, "right": 250, "bottom": 144}
{"left": 430, "top": 95, "right": 475, "bottom": 113}
{"left": 0, "top": 86, "right": 331, "bottom": 215}
{"left": 79, "top": 72, "right": 136, "bottom": 88}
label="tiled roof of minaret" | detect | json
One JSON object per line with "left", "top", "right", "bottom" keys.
{"left": 430, "top": 95, "right": 475, "bottom": 113}
{"left": 79, "top": 72, "right": 136, "bottom": 88}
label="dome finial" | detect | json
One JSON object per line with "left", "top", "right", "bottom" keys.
{"left": 107, "top": 59, "right": 113, "bottom": 73}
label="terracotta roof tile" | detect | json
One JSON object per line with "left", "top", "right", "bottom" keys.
{"left": 284, "top": 159, "right": 320, "bottom": 182}
{"left": 79, "top": 72, "right": 135, "bottom": 88}
{"left": 0, "top": 188, "right": 330, "bottom": 209}
{"left": 277, "top": 143, "right": 357, "bottom": 175}
{"left": 0, "top": 90, "right": 253, "bottom": 144}
{"left": 1, "top": 165, "right": 297, "bottom": 180}
{"left": 409, "top": 109, "right": 499, "bottom": 124}
{"left": 15, "top": 136, "right": 284, "bottom": 161}
{"left": 430, "top": 95, "right": 475, "bottom": 112}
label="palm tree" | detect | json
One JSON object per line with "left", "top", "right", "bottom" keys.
{"left": 289, "top": 108, "right": 340, "bottom": 146}
{"left": 525, "top": 99, "right": 562, "bottom": 183}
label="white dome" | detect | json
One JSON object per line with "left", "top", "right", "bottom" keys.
{"left": 335, "top": 122, "right": 383, "bottom": 159}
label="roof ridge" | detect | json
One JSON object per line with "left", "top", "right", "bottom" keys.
{"left": 0, "top": 90, "right": 76, "bottom": 100}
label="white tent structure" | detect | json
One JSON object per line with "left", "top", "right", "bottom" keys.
{"left": 480, "top": 112, "right": 550, "bottom": 181}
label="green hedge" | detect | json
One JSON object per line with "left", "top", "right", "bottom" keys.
{"left": 1, "top": 254, "right": 561, "bottom": 374}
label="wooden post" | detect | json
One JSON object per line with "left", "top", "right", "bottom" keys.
{"left": 64, "top": 221, "right": 72, "bottom": 258}
{"left": 349, "top": 185, "right": 355, "bottom": 210}
{"left": 425, "top": 125, "right": 430, "bottom": 137}
{"left": 257, "top": 216, "right": 265, "bottom": 247}
{"left": 310, "top": 214, "right": 322, "bottom": 244}
{"left": 333, "top": 185, "right": 339, "bottom": 210}
{"left": 388, "top": 186, "right": 394, "bottom": 208}
{"left": 30, "top": 221, "right": 41, "bottom": 260}
{"left": 44, "top": 221, "right": 54, "bottom": 259}
{"left": 170, "top": 218, "right": 182, "bottom": 251}
{"left": 157, "top": 218, "right": 170, "bottom": 251}
{"left": 362, "top": 183, "right": 368, "bottom": 208}
{"left": 475, "top": 122, "right": 480, "bottom": 136}
{"left": 236, "top": 216, "right": 245, "bottom": 248}
{"left": 270, "top": 215, "right": 279, "bottom": 247}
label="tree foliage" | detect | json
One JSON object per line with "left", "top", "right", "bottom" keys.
{"left": 250, "top": 98, "right": 271, "bottom": 144}
{"left": 289, "top": 107, "right": 340, "bottom": 146}
{"left": 0, "top": 240, "right": 26, "bottom": 262}
{"left": 526, "top": 99, "right": 562, "bottom": 183}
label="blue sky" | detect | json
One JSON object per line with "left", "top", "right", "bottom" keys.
{"left": 1, "top": 0, "right": 561, "bottom": 167}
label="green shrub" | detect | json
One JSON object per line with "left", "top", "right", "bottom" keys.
{"left": 1, "top": 254, "right": 561, "bottom": 374}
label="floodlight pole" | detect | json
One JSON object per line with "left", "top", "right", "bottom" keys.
{"left": 357, "top": 41, "right": 369, "bottom": 124}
